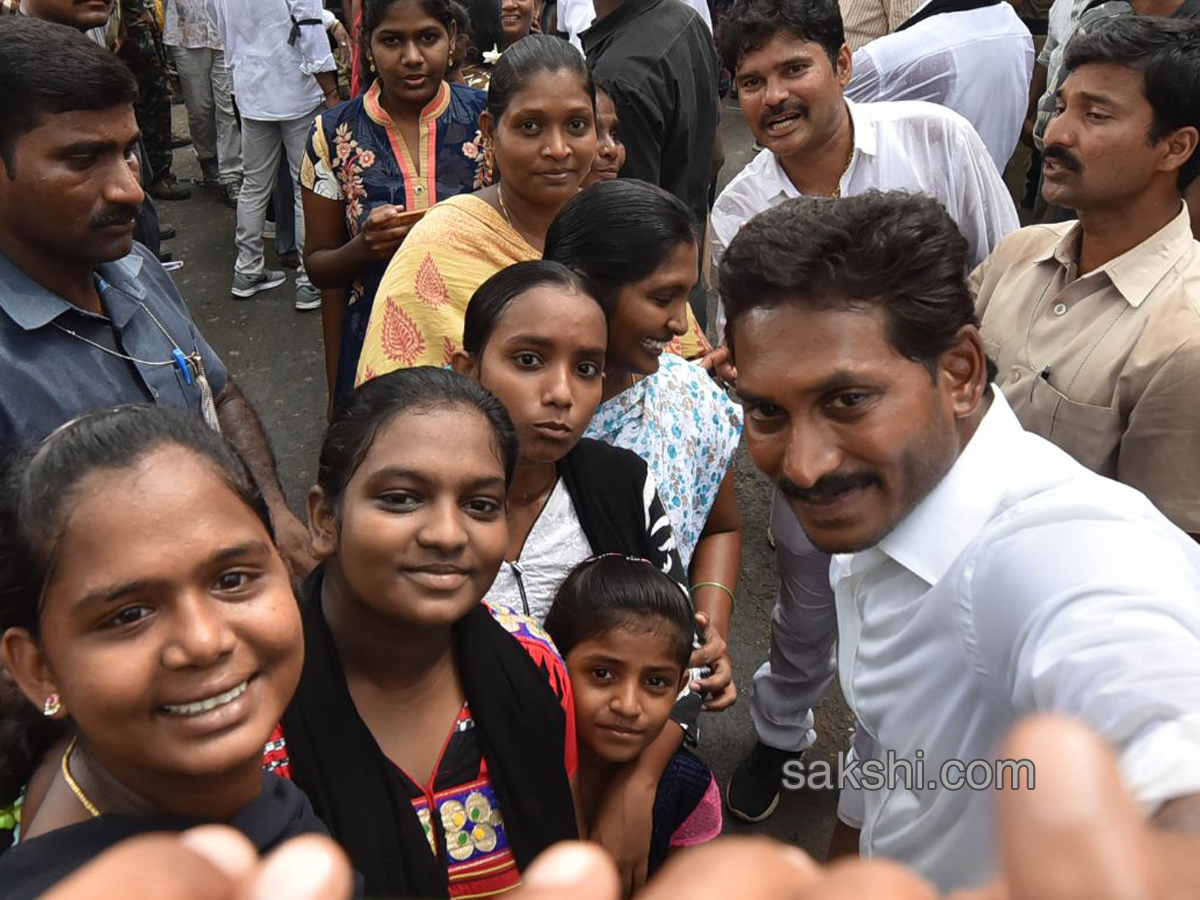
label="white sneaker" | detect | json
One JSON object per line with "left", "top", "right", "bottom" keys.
{"left": 231, "top": 269, "right": 286, "bottom": 298}
{"left": 295, "top": 278, "right": 321, "bottom": 311}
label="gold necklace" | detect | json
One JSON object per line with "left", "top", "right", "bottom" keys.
{"left": 496, "top": 185, "right": 514, "bottom": 225}
{"left": 61, "top": 735, "right": 102, "bottom": 818}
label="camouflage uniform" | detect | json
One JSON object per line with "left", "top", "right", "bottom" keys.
{"left": 117, "top": 0, "right": 175, "bottom": 182}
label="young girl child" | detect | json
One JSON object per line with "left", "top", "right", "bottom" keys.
{"left": 451, "top": 260, "right": 684, "bottom": 621}
{"left": 544, "top": 555, "right": 723, "bottom": 875}
{"left": 271, "top": 367, "right": 577, "bottom": 898}
{"left": 0, "top": 406, "right": 321, "bottom": 899}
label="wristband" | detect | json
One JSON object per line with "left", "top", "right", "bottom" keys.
{"left": 690, "top": 581, "right": 735, "bottom": 605}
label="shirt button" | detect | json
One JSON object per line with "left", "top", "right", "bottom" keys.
{"left": 1010, "top": 367, "right": 1022, "bottom": 382}
{"left": 414, "top": 184, "right": 425, "bottom": 196}
{"left": 1053, "top": 302, "right": 1068, "bottom": 316}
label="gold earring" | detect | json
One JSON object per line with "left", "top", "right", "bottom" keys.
{"left": 483, "top": 138, "right": 496, "bottom": 185}
{"left": 43, "top": 693, "right": 62, "bottom": 717}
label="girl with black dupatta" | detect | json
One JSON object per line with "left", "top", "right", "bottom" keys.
{"left": 0, "top": 407, "right": 326, "bottom": 900}
{"left": 272, "top": 367, "right": 578, "bottom": 898}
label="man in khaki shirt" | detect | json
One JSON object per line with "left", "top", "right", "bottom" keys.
{"left": 973, "top": 16, "right": 1200, "bottom": 535}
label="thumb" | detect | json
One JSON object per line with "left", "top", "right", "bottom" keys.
{"left": 993, "top": 714, "right": 1164, "bottom": 900}
{"left": 513, "top": 842, "right": 622, "bottom": 900}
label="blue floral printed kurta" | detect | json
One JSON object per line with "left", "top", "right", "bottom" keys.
{"left": 301, "top": 79, "right": 487, "bottom": 397}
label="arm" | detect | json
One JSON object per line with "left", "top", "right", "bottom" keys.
{"left": 215, "top": 382, "right": 317, "bottom": 577}
{"left": 590, "top": 722, "right": 684, "bottom": 895}
{"left": 290, "top": 0, "right": 339, "bottom": 100}
{"left": 687, "top": 469, "right": 740, "bottom": 710}
{"left": 1022, "top": 61, "right": 1047, "bottom": 148}
{"left": 1116, "top": 342, "right": 1200, "bottom": 538}
{"left": 607, "top": 83, "right": 663, "bottom": 190}
{"left": 320, "top": 287, "right": 349, "bottom": 420}
{"left": 948, "top": 121, "right": 1020, "bottom": 266}
{"left": 302, "top": 188, "right": 415, "bottom": 289}
{"left": 970, "top": 517, "right": 1200, "bottom": 814}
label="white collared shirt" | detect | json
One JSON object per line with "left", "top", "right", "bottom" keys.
{"left": 826, "top": 391, "right": 1200, "bottom": 891}
{"left": 711, "top": 98, "right": 1019, "bottom": 334}
{"left": 213, "top": 0, "right": 336, "bottom": 121}
{"left": 845, "top": 1, "right": 1034, "bottom": 169}
{"left": 558, "top": 0, "right": 710, "bottom": 48}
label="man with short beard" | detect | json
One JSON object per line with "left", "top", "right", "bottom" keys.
{"left": 714, "top": 0, "right": 1018, "bottom": 827}
{"left": 0, "top": 17, "right": 316, "bottom": 576}
{"left": 722, "top": 188, "right": 1200, "bottom": 892}
{"left": 974, "top": 16, "right": 1200, "bottom": 539}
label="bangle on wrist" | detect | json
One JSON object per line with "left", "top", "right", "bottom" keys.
{"left": 690, "top": 581, "right": 735, "bottom": 605}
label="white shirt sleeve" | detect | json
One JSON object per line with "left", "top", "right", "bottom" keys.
{"left": 941, "top": 115, "right": 1019, "bottom": 266}
{"left": 289, "top": 0, "right": 337, "bottom": 75}
{"left": 966, "top": 515, "right": 1200, "bottom": 814}
{"left": 846, "top": 49, "right": 884, "bottom": 102}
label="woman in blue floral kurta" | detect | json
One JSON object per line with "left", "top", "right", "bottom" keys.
{"left": 301, "top": 0, "right": 488, "bottom": 401}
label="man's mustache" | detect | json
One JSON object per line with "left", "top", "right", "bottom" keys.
{"left": 779, "top": 471, "right": 878, "bottom": 504}
{"left": 761, "top": 100, "right": 809, "bottom": 130}
{"left": 1043, "top": 145, "right": 1082, "bottom": 173}
{"left": 89, "top": 204, "right": 139, "bottom": 230}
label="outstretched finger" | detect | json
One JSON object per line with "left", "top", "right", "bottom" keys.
{"left": 993, "top": 715, "right": 1163, "bottom": 900}
{"left": 511, "top": 843, "right": 622, "bottom": 900}
{"left": 639, "top": 837, "right": 823, "bottom": 900}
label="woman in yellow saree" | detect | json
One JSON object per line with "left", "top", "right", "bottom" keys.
{"left": 355, "top": 35, "right": 709, "bottom": 383}
{"left": 356, "top": 34, "right": 590, "bottom": 380}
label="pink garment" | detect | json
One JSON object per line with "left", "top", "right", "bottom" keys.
{"left": 670, "top": 774, "right": 723, "bottom": 847}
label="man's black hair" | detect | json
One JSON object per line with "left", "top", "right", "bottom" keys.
{"left": 717, "top": 0, "right": 845, "bottom": 73}
{"left": 720, "top": 190, "right": 997, "bottom": 386}
{"left": 0, "top": 16, "right": 138, "bottom": 173}
{"left": 1065, "top": 15, "right": 1200, "bottom": 189}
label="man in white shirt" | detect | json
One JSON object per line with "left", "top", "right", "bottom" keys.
{"left": 712, "top": 0, "right": 1018, "bottom": 826}
{"left": 720, "top": 189, "right": 1200, "bottom": 892}
{"left": 164, "top": 0, "right": 243, "bottom": 206}
{"left": 214, "top": 0, "right": 338, "bottom": 310}
{"left": 844, "top": 0, "right": 1034, "bottom": 170}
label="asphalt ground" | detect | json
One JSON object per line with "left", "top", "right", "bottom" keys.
{"left": 163, "top": 97, "right": 854, "bottom": 859}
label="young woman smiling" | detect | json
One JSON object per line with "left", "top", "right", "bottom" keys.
{"left": 271, "top": 368, "right": 578, "bottom": 898}
{"left": 301, "top": 0, "right": 489, "bottom": 405}
{"left": 0, "top": 407, "right": 322, "bottom": 899}
{"left": 354, "top": 34, "right": 598, "bottom": 378}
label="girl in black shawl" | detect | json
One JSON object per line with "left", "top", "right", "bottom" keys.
{"left": 276, "top": 367, "right": 578, "bottom": 898}
{"left": 0, "top": 406, "right": 325, "bottom": 900}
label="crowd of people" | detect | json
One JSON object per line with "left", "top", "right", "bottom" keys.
{"left": 1, "top": 0, "right": 1200, "bottom": 897}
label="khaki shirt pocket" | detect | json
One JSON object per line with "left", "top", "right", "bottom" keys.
{"left": 1023, "top": 368, "right": 1122, "bottom": 476}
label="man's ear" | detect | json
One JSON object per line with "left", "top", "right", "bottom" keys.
{"left": 307, "top": 485, "right": 340, "bottom": 560}
{"left": 835, "top": 43, "right": 853, "bottom": 88}
{"left": 0, "top": 627, "right": 66, "bottom": 721}
{"left": 450, "top": 349, "right": 479, "bottom": 379}
{"left": 939, "top": 324, "right": 989, "bottom": 420}
{"left": 1159, "top": 125, "right": 1199, "bottom": 180}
